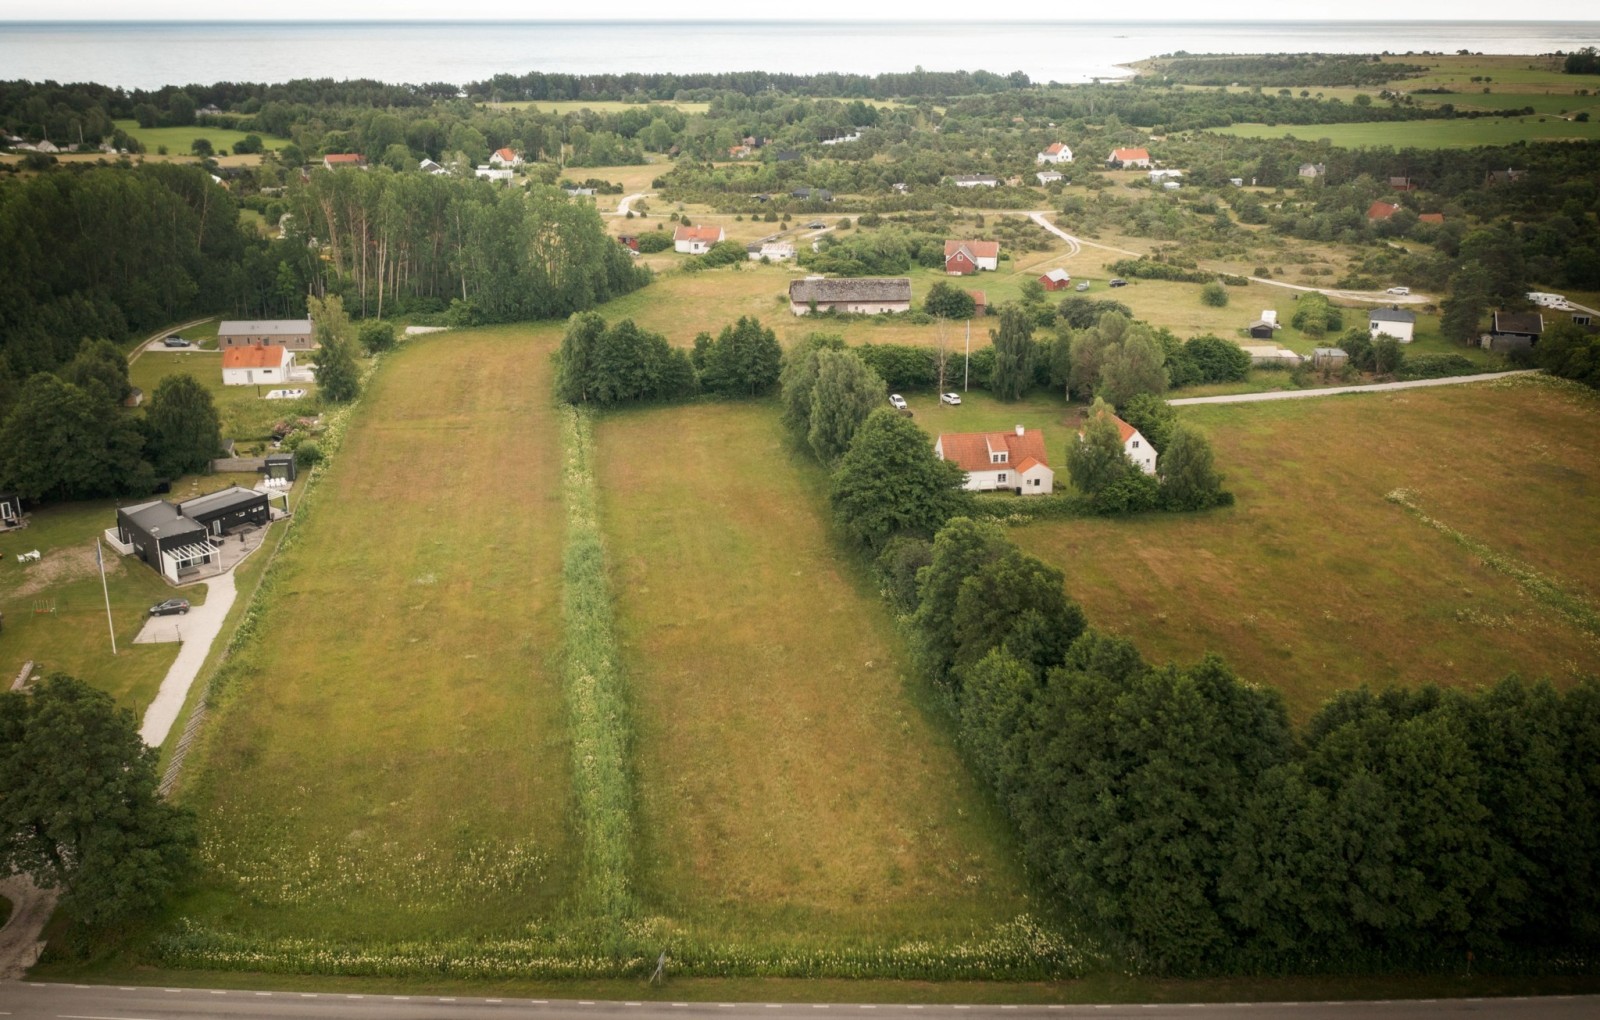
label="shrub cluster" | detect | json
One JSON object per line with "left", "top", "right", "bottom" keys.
{"left": 1107, "top": 258, "right": 1215, "bottom": 284}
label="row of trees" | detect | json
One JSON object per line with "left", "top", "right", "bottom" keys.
{"left": 555, "top": 313, "right": 782, "bottom": 406}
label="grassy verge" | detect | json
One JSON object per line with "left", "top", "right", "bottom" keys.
{"left": 557, "top": 405, "right": 637, "bottom": 919}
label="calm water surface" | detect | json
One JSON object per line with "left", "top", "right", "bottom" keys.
{"left": 3, "top": 20, "right": 1599, "bottom": 90}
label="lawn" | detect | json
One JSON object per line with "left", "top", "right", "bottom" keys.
{"left": 169, "top": 326, "right": 576, "bottom": 938}
{"left": 1210, "top": 116, "right": 1600, "bottom": 149}
{"left": 0, "top": 500, "right": 179, "bottom": 714}
{"left": 128, "top": 350, "right": 318, "bottom": 448}
{"left": 1013, "top": 376, "right": 1600, "bottom": 723}
{"left": 595, "top": 401, "right": 1033, "bottom": 941}
{"left": 113, "top": 119, "right": 289, "bottom": 157}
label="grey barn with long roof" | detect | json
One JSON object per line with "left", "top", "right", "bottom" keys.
{"left": 788, "top": 277, "right": 912, "bottom": 316}
{"left": 217, "top": 319, "right": 315, "bottom": 350}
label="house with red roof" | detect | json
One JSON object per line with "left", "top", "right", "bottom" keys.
{"left": 944, "top": 240, "right": 1000, "bottom": 275}
{"left": 1080, "top": 410, "right": 1156, "bottom": 475}
{"left": 1037, "top": 142, "right": 1074, "bottom": 165}
{"left": 673, "top": 224, "right": 725, "bottom": 254}
{"left": 1107, "top": 147, "right": 1151, "bottom": 168}
{"left": 969, "top": 290, "right": 987, "bottom": 317}
{"left": 935, "top": 425, "right": 1054, "bottom": 494}
{"left": 321, "top": 153, "right": 366, "bottom": 171}
{"left": 1368, "top": 201, "right": 1400, "bottom": 221}
{"left": 221, "top": 344, "right": 295, "bottom": 386}
{"left": 1418, "top": 212, "right": 1445, "bottom": 224}
{"left": 490, "top": 147, "right": 523, "bottom": 168}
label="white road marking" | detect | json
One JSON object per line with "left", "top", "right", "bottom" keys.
{"left": 58, "top": 1015, "right": 164, "bottom": 1020}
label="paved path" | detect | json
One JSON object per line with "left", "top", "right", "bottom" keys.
{"left": 128, "top": 317, "right": 213, "bottom": 365}
{"left": 0, "top": 983, "right": 1594, "bottom": 1020}
{"left": 0, "top": 878, "right": 54, "bottom": 981}
{"left": 1026, "top": 213, "right": 1431, "bottom": 304}
{"left": 137, "top": 570, "right": 237, "bottom": 747}
{"left": 614, "top": 191, "right": 652, "bottom": 216}
{"left": 1169, "top": 370, "right": 1538, "bottom": 406}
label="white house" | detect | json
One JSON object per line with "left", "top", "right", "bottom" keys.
{"left": 944, "top": 240, "right": 999, "bottom": 275}
{"left": 949, "top": 174, "right": 999, "bottom": 188}
{"left": 419, "top": 158, "right": 449, "bottom": 175}
{"left": 820, "top": 131, "right": 862, "bottom": 146}
{"left": 674, "top": 225, "right": 725, "bottom": 254}
{"left": 1081, "top": 411, "right": 1157, "bottom": 475}
{"left": 1037, "top": 142, "right": 1073, "bottom": 165}
{"left": 489, "top": 147, "right": 523, "bottom": 168}
{"left": 222, "top": 344, "right": 294, "bottom": 386}
{"left": 1036, "top": 170, "right": 1064, "bottom": 185}
{"left": 1368, "top": 307, "right": 1417, "bottom": 343}
{"left": 935, "top": 426, "right": 1054, "bottom": 494}
{"left": 747, "top": 241, "right": 796, "bottom": 262}
{"left": 474, "top": 165, "right": 513, "bottom": 182}
{"left": 1298, "top": 162, "right": 1327, "bottom": 179}
{"left": 1149, "top": 169, "right": 1184, "bottom": 183}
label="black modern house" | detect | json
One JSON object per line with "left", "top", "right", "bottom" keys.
{"left": 115, "top": 486, "right": 270, "bottom": 582}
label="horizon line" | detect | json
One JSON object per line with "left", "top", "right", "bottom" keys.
{"left": 5, "top": 16, "right": 1598, "bottom": 23}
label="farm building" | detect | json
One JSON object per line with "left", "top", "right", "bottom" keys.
{"left": 1367, "top": 201, "right": 1400, "bottom": 221}
{"left": 1107, "top": 147, "right": 1151, "bottom": 168}
{"left": 1149, "top": 169, "right": 1184, "bottom": 183}
{"left": 474, "top": 166, "right": 512, "bottom": 182}
{"left": 1486, "top": 310, "right": 1545, "bottom": 351}
{"left": 747, "top": 241, "right": 796, "bottom": 262}
{"left": 949, "top": 174, "right": 999, "bottom": 188}
{"left": 1248, "top": 319, "right": 1276, "bottom": 340}
{"left": 936, "top": 426, "right": 1054, "bottom": 495}
{"left": 969, "top": 290, "right": 987, "bottom": 317}
{"left": 1240, "top": 344, "right": 1303, "bottom": 367}
{"left": 1369, "top": 307, "right": 1417, "bottom": 343}
{"left": 1036, "top": 170, "right": 1064, "bottom": 185}
{"left": 1037, "top": 142, "right": 1073, "bottom": 164}
{"left": 1038, "top": 268, "right": 1073, "bottom": 291}
{"left": 1298, "top": 163, "right": 1326, "bottom": 179}
{"left": 217, "top": 319, "right": 314, "bottom": 350}
{"left": 1312, "top": 347, "right": 1350, "bottom": 369}
{"left": 788, "top": 277, "right": 912, "bottom": 316}
{"left": 222, "top": 344, "right": 295, "bottom": 386}
{"left": 321, "top": 153, "right": 366, "bottom": 171}
{"left": 674, "top": 225, "right": 725, "bottom": 254}
{"left": 1390, "top": 176, "right": 1417, "bottom": 191}
{"left": 1418, "top": 212, "right": 1445, "bottom": 224}
{"left": 790, "top": 187, "right": 834, "bottom": 201}
{"left": 944, "top": 240, "right": 1000, "bottom": 275}
{"left": 617, "top": 234, "right": 639, "bottom": 252}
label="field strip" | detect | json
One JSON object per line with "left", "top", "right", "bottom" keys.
{"left": 559, "top": 405, "right": 638, "bottom": 918}
{"left": 1386, "top": 487, "right": 1600, "bottom": 640}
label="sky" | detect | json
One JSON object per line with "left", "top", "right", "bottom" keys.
{"left": 0, "top": 1, "right": 1594, "bottom": 20}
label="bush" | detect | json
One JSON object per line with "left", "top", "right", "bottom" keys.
{"left": 357, "top": 320, "right": 396, "bottom": 355}
{"left": 1397, "top": 353, "right": 1478, "bottom": 379}
{"left": 635, "top": 230, "right": 673, "bottom": 254}
{"left": 1108, "top": 258, "right": 1213, "bottom": 284}
{"left": 294, "top": 441, "right": 323, "bottom": 467}
{"left": 1200, "top": 281, "right": 1229, "bottom": 307}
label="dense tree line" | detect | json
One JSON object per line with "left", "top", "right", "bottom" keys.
{"left": 465, "top": 68, "right": 1031, "bottom": 104}
{"left": 1143, "top": 54, "right": 1427, "bottom": 88}
{"left": 0, "top": 164, "right": 252, "bottom": 378}
{"left": 554, "top": 313, "right": 780, "bottom": 406}
{"left": 885, "top": 515, "right": 1600, "bottom": 973}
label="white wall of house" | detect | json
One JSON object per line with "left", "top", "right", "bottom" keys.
{"left": 222, "top": 354, "right": 294, "bottom": 386}
{"left": 1369, "top": 320, "right": 1416, "bottom": 343}
{"left": 790, "top": 300, "right": 911, "bottom": 315}
{"left": 676, "top": 239, "right": 711, "bottom": 254}
{"left": 1125, "top": 433, "right": 1157, "bottom": 475}
{"left": 1019, "top": 463, "right": 1054, "bottom": 494}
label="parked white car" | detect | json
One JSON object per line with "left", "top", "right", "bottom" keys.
{"left": 1386, "top": 286, "right": 1410, "bottom": 295}
{"left": 888, "top": 393, "right": 908, "bottom": 410}
{"left": 940, "top": 392, "right": 962, "bottom": 405}
{"left": 264, "top": 388, "right": 307, "bottom": 400}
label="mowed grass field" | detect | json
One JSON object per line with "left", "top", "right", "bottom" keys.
{"left": 113, "top": 119, "right": 289, "bottom": 156}
{"left": 595, "top": 402, "right": 1032, "bottom": 939}
{"left": 1014, "top": 377, "right": 1600, "bottom": 722}
{"left": 173, "top": 327, "right": 576, "bottom": 937}
{"left": 1211, "top": 117, "right": 1600, "bottom": 149}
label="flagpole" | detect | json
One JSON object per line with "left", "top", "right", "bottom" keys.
{"left": 97, "top": 538, "right": 117, "bottom": 655}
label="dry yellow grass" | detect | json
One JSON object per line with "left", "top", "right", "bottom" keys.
{"left": 595, "top": 401, "right": 1030, "bottom": 936}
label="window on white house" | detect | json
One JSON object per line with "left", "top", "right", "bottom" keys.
{"left": 1131, "top": 440, "right": 1139, "bottom": 448}
{"left": 998, "top": 473, "right": 1007, "bottom": 482}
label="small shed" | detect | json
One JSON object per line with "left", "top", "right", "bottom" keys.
{"left": 265, "top": 454, "right": 297, "bottom": 484}
{"left": 1491, "top": 310, "right": 1544, "bottom": 347}
{"left": 1312, "top": 347, "right": 1349, "bottom": 368}
{"left": 1369, "top": 307, "right": 1417, "bottom": 343}
{"left": 969, "top": 290, "right": 988, "bottom": 317}
{"left": 1039, "top": 268, "right": 1073, "bottom": 291}
{"left": 1247, "top": 320, "right": 1276, "bottom": 340}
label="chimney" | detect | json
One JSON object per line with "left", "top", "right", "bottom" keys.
{"left": 1015, "top": 424, "right": 1025, "bottom": 437}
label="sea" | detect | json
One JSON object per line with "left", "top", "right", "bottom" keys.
{"left": 3, "top": 20, "right": 1600, "bottom": 92}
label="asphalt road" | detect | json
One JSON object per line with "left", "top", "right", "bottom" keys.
{"left": 1168, "top": 370, "right": 1539, "bottom": 406}
{"left": 1, "top": 984, "right": 1597, "bottom": 1020}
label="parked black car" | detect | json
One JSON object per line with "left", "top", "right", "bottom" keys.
{"left": 149, "top": 598, "right": 191, "bottom": 616}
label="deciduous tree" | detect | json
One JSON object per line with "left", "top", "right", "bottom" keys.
{"left": 144, "top": 375, "right": 221, "bottom": 479}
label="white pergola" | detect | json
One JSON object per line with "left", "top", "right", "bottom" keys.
{"left": 161, "top": 542, "right": 215, "bottom": 582}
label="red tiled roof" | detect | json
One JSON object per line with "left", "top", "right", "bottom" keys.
{"left": 937, "top": 428, "right": 1049, "bottom": 473}
{"left": 1080, "top": 410, "right": 1138, "bottom": 445}
{"left": 323, "top": 153, "right": 364, "bottom": 164}
{"left": 674, "top": 225, "right": 723, "bottom": 243}
{"left": 493, "top": 147, "right": 518, "bottom": 161}
{"left": 968, "top": 290, "right": 986, "bottom": 306}
{"left": 945, "top": 240, "right": 1001, "bottom": 259}
{"left": 1111, "top": 147, "right": 1149, "bottom": 161}
{"left": 1418, "top": 212, "right": 1444, "bottom": 224}
{"left": 1368, "top": 201, "right": 1400, "bottom": 220}
{"left": 1014, "top": 456, "right": 1042, "bottom": 473}
{"left": 223, "top": 345, "right": 289, "bottom": 370}
{"left": 1044, "top": 142, "right": 1067, "bottom": 154}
